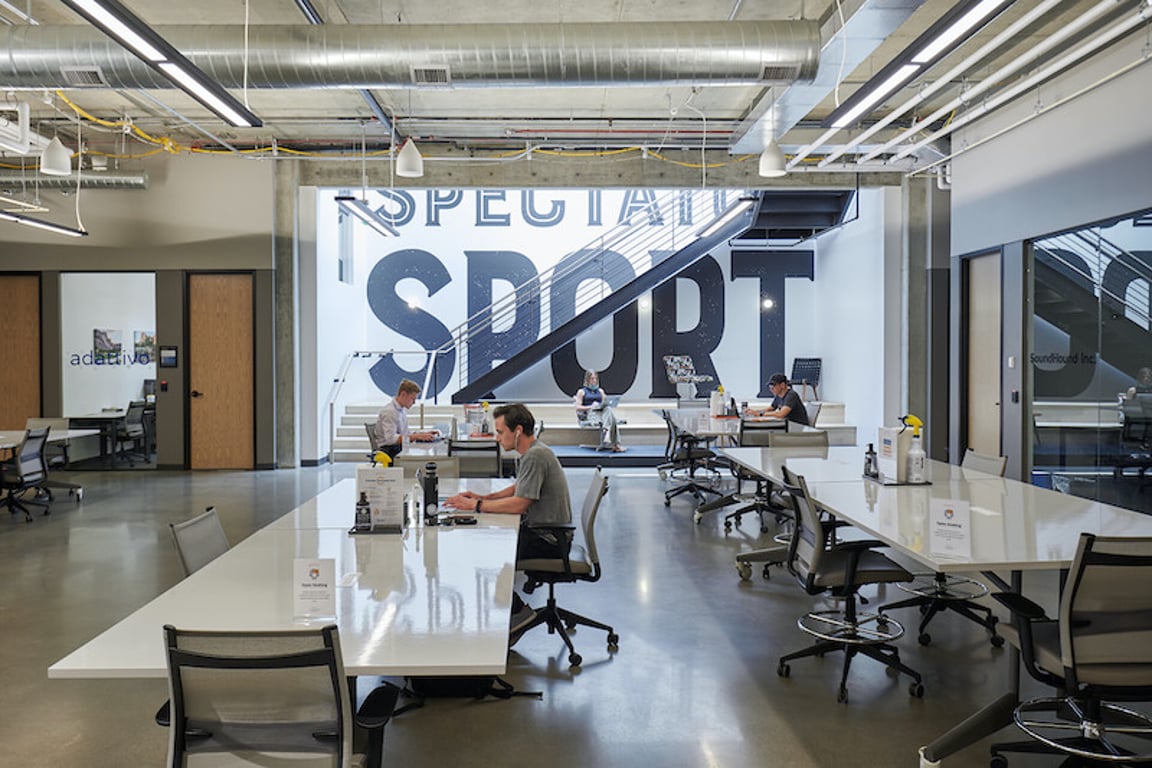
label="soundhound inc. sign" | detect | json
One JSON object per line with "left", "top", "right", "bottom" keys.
{"left": 68, "top": 329, "right": 156, "bottom": 367}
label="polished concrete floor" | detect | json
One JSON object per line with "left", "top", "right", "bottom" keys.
{"left": 0, "top": 464, "right": 1106, "bottom": 767}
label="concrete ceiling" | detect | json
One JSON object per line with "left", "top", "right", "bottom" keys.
{"left": 0, "top": 0, "right": 1145, "bottom": 181}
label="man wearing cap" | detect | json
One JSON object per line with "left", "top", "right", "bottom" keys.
{"left": 750, "top": 373, "right": 809, "bottom": 426}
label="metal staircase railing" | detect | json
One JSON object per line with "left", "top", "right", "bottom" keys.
{"left": 432, "top": 189, "right": 748, "bottom": 398}
{"left": 1034, "top": 228, "right": 1150, "bottom": 329}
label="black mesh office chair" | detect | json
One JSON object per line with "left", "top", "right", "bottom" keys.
{"left": 1, "top": 427, "right": 51, "bottom": 522}
{"left": 516, "top": 468, "right": 619, "bottom": 668}
{"left": 116, "top": 401, "right": 149, "bottom": 466}
{"left": 694, "top": 417, "right": 779, "bottom": 530}
{"left": 657, "top": 410, "right": 721, "bottom": 506}
{"left": 163, "top": 624, "right": 400, "bottom": 768}
{"left": 878, "top": 449, "right": 1006, "bottom": 648}
{"left": 776, "top": 466, "right": 923, "bottom": 703}
{"left": 989, "top": 533, "right": 1152, "bottom": 767}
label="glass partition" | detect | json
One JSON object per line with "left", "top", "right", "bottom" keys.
{"left": 1029, "top": 211, "right": 1151, "bottom": 514}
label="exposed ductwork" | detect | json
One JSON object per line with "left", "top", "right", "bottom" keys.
{"left": 0, "top": 22, "right": 821, "bottom": 90}
{"left": 0, "top": 171, "right": 149, "bottom": 189}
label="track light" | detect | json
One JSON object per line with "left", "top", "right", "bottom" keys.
{"left": 758, "top": 139, "right": 787, "bottom": 177}
{"left": 395, "top": 139, "right": 424, "bottom": 178}
{"left": 60, "top": 0, "right": 261, "bottom": 128}
{"left": 0, "top": 210, "right": 88, "bottom": 237}
{"left": 40, "top": 136, "right": 73, "bottom": 176}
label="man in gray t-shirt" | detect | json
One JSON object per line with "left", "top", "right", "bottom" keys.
{"left": 445, "top": 403, "right": 572, "bottom": 642}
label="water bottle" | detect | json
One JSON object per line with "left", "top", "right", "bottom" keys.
{"left": 422, "top": 462, "right": 439, "bottom": 526}
{"left": 355, "top": 491, "right": 372, "bottom": 532}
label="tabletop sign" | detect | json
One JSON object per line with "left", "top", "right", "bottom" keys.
{"left": 293, "top": 558, "right": 336, "bottom": 619}
{"left": 929, "top": 498, "right": 972, "bottom": 558}
{"left": 355, "top": 465, "right": 405, "bottom": 532}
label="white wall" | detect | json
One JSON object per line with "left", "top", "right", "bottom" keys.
{"left": 60, "top": 272, "right": 156, "bottom": 414}
{"left": 951, "top": 34, "right": 1152, "bottom": 255}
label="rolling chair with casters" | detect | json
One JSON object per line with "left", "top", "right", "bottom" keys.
{"left": 776, "top": 466, "right": 923, "bottom": 703}
{"left": 1, "top": 427, "right": 51, "bottom": 522}
{"left": 115, "top": 401, "right": 149, "bottom": 466}
{"left": 879, "top": 449, "right": 1006, "bottom": 648}
{"left": 657, "top": 410, "right": 721, "bottom": 506}
{"left": 26, "top": 417, "right": 83, "bottom": 502}
{"left": 515, "top": 468, "right": 619, "bottom": 669}
{"left": 162, "top": 623, "right": 400, "bottom": 768}
{"left": 988, "top": 533, "right": 1152, "bottom": 768}
{"left": 694, "top": 417, "right": 776, "bottom": 530}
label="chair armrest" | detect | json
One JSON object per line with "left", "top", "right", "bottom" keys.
{"left": 521, "top": 525, "right": 576, "bottom": 575}
{"left": 991, "top": 591, "right": 1048, "bottom": 621}
{"left": 832, "top": 538, "right": 887, "bottom": 553}
{"left": 356, "top": 682, "right": 401, "bottom": 730}
{"left": 155, "top": 700, "right": 170, "bottom": 727}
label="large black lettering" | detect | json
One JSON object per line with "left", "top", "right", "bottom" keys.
{"left": 649, "top": 256, "right": 725, "bottom": 398}
{"left": 465, "top": 251, "right": 541, "bottom": 382}
{"left": 365, "top": 249, "right": 455, "bottom": 398}
{"left": 549, "top": 249, "right": 639, "bottom": 395}
{"left": 731, "top": 250, "right": 815, "bottom": 397}
{"left": 1032, "top": 247, "right": 1096, "bottom": 397}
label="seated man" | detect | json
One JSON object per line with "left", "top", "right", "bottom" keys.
{"left": 445, "top": 403, "right": 572, "bottom": 644}
{"left": 748, "top": 372, "right": 809, "bottom": 426}
{"left": 573, "top": 369, "right": 624, "bottom": 452}
{"left": 375, "top": 379, "right": 437, "bottom": 456}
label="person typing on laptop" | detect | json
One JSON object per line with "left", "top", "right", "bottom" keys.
{"left": 375, "top": 379, "right": 438, "bottom": 456}
{"left": 573, "top": 369, "right": 624, "bottom": 452}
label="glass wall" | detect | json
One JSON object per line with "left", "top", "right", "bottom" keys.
{"left": 1029, "top": 210, "right": 1152, "bottom": 514}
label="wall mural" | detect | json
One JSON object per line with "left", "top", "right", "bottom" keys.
{"left": 345, "top": 188, "right": 814, "bottom": 401}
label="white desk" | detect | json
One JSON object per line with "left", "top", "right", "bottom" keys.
{"left": 719, "top": 445, "right": 1152, "bottom": 573}
{"left": 0, "top": 428, "right": 101, "bottom": 450}
{"left": 49, "top": 478, "right": 521, "bottom": 679}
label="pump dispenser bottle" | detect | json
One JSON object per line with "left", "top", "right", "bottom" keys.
{"left": 904, "top": 415, "right": 927, "bottom": 484}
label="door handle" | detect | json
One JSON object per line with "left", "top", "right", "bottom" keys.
{"left": 190, "top": 390, "right": 203, "bottom": 398}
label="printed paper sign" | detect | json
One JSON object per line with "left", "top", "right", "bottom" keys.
{"left": 293, "top": 558, "right": 336, "bottom": 619}
{"left": 929, "top": 498, "right": 972, "bottom": 558}
{"left": 355, "top": 465, "right": 405, "bottom": 531}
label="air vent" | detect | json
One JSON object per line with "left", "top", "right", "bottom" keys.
{"left": 60, "top": 66, "right": 109, "bottom": 87}
{"left": 760, "top": 64, "right": 802, "bottom": 82}
{"left": 411, "top": 66, "right": 452, "bottom": 87}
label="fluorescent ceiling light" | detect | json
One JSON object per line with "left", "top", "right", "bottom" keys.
{"left": 912, "top": 0, "right": 1009, "bottom": 64}
{"left": 336, "top": 197, "right": 399, "bottom": 237}
{"left": 831, "top": 64, "right": 920, "bottom": 129}
{"left": 66, "top": 0, "right": 164, "bottom": 61}
{"left": 698, "top": 198, "right": 755, "bottom": 238}
{"left": 60, "top": 0, "right": 261, "bottom": 128}
{"left": 0, "top": 210, "right": 88, "bottom": 237}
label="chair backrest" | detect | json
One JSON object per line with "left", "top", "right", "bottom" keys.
{"left": 12, "top": 427, "right": 50, "bottom": 484}
{"left": 780, "top": 465, "right": 826, "bottom": 595}
{"left": 804, "top": 401, "right": 822, "bottom": 426}
{"left": 790, "top": 357, "right": 822, "bottom": 388}
{"left": 164, "top": 623, "right": 353, "bottom": 768}
{"left": 768, "top": 431, "right": 829, "bottom": 448}
{"left": 738, "top": 418, "right": 777, "bottom": 447}
{"left": 170, "top": 507, "right": 231, "bottom": 577}
{"left": 662, "top": 354, "right": 697, "bottom": 384}
{"left": 364, "top": 423, "right": 382, "bottom": 452}
{"left": 961, "top": 449, "right": 1007, "bottom": 477}
{"left": 1059, "top": 534, "right": 1152, "bottom": 689}
{"left": 579, "top": 468, "right": 609, "bottom": 571}
{"left": 125, "top": 400, "right": 146, "bottom": 427}
{"left": 660, "top": 410, "right": 677, "bottom": 459}
{"left": 27, "top": 418, "right": 70, "bottom": 467}
{"left": 447, "top": 439, "right": 501, "bottom": 477}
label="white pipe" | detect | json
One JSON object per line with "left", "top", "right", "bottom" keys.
{"left": 862, "top": 0, "right": 1121, "bottom": 163}
{"left": 893, "top": 9, "right": 1149, "bottom": 162}
{"left": 908, "top": 38, "right": 1152, "bottom": 176}
{"left": 0, "top": 102, "right": 30, "bottom": 154}
{"left": 815, "top": 0, "right": 1067, "bottom": 168}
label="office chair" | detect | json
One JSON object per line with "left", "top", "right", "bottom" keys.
{"left": 448, "top": 436, "right": 502, "bottom": 477}
{"left": 662, "top": 354, "right": 714, "bottom": 400}
{"left": 657, "top": 410, "right": 721, "bottom": 506}
{"left": 163, "top": 623, "right": 400, "bottom": 768}
{"left": 1115, "top": 400, "right": 1152, "bottom": 481}
{"left": 170, "top": 507, "right": 231, "bottom": 577}
{"left": 516, "top": 468, "right": 619, "bottom": 668}
{"left": 878, "top": 449, "right": 1005, "bottom": 648}
{"left": 115, "top": 401, "right": 149, "bottom": 466}
{"left": 1, "top": 427, "right": 51, "bottom": 522}
{"left": 776, "top": 466, "right": 923, "bottom": 703}
{"left": 989, "top": 533, "right": 1152, "bottom": 767}
{"left": 790, "top": 357, "right": 822, "bottom": 402}
{"left": 694, "top": 417, "right": 777, "bottom": 530}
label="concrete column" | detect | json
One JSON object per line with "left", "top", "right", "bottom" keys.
{"left": 273, "top": 159, "right": 300, "bottom": 468}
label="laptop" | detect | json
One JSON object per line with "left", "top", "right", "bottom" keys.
{"left": 602, "top": 395, "right": 621, "bottom": 409}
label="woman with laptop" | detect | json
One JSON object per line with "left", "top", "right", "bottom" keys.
{"left": 573, "top": 369, "right": 625, "bottom": 452}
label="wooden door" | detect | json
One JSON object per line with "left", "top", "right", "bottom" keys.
{"left": 966, "top": 253, "right": 1001, "bottom": 456}
{"left": 0, "top": 275, "right": 40, "bottom": 429}
{"left": 189, "top": 274, "right": 254, "bottom": 469}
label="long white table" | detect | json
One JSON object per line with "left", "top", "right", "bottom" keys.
{"left": 0, "top": 428, "right": 101, "bottom": 450}
{"left": 49, "top": 477, "right": 520, "bottom": 679}
{"left": 719, "top": 445, "right": 1152, "bottom": 574}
